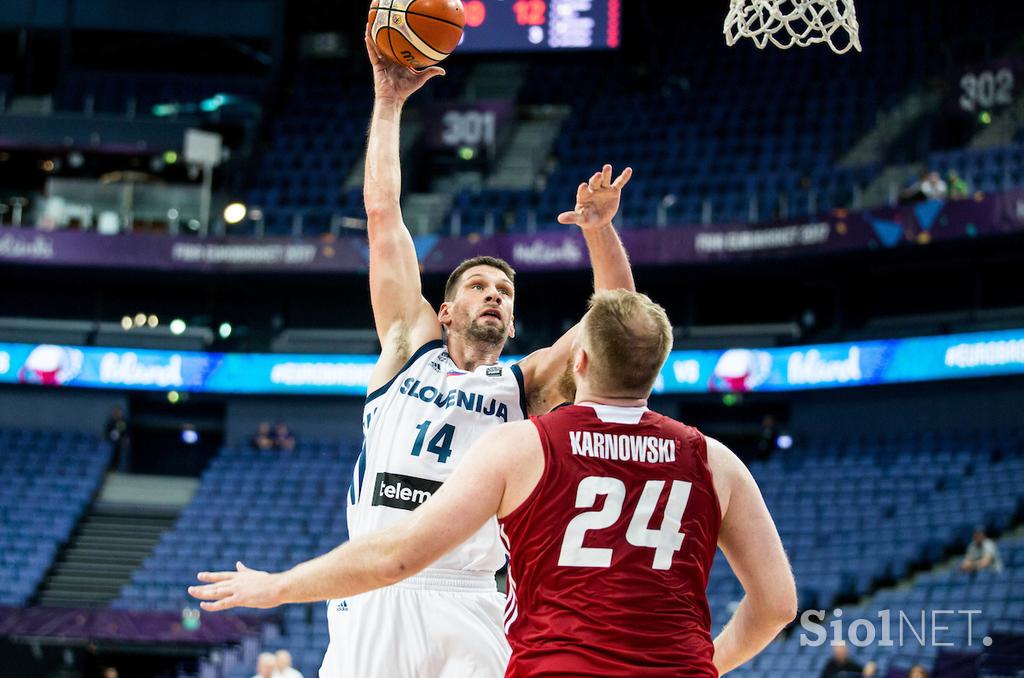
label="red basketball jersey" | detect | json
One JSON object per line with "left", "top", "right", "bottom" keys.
{"left": 498, "top": 404, "right": 721, "bottom": 677}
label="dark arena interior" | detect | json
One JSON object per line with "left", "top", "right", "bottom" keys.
{"left": 1, "top": 0, "right": 1024, "bottom": 676}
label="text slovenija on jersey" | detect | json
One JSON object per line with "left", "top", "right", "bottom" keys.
{"left": 348, "top": 340, "right": 528, "bottom": 573}
{"left": 498, "top": 404, "right": 721, "bottom": 677}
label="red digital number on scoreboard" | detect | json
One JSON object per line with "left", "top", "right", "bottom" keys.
{"left": 464, "top": 0, "right": 487, "bottom": 28}
{"left": 513, "top": 0, "right": 546, "bottom": 27}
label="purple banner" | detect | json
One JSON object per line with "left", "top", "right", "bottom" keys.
{"left": 0, "top": 606, "right": 261, "bottom": 645}
{"left": 421, "top": 188, "right": 1024, "bottom": 272}
{"left": 0, "top": 229, "right": 367, "bottom": 273}
{"left": 2, "top": 188, "right": 1023, "bottom": 274}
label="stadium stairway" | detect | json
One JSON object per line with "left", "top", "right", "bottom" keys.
{"left": 35, "top": 474, "right": 196, "bottom": 608}
{"left": 486, "top": 106, "right": 572, "bottom": 192}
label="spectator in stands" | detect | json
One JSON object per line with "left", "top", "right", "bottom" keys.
{"left": 103, "top": 668, "right": 118, "bottom": 678}
{"left": 273, "top": 423, "right": 296, "bottom": 452}
{"left": 908, "top": 665, "right": 929, "bottom": 678}
{"left": 920, "top": 170, "right": 948, "bottom": 200}
{"left": 251, "top": 422, "right": 274, "bottom": 451}
{"left": 900, "top": 169, "right": 948, "bottom": 204}
{"left": 104, "top": 406, "right": 131, "bottom": 472}
{"left": 947, "top": 171, "right": 970, "bottom": 199}
{"left": 960, "top": 526, "right": 1003, "bottom": 573}
{"left": 252, "top": 652, "right": 276, "bottom": 678}
{"left": 862, "top": 661, "right": 877, "bottom": 676}
{"left": 275, "top": 649, "right": 303, "bottom": 678}
{"left": 820, "top": 642, "right": 864, "bottom": 677}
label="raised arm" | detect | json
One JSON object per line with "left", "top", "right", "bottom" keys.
{"left": 363, "top": 28, "right": 445, "bottom": 392}
{"left": 707, "top": 437, "right": 797, "bottom": 675}
{"left": 187, "top": 422, "right": 541, "bottom": 610}
{"left": 517, "top": 165, "right": 635, "bottom": 414}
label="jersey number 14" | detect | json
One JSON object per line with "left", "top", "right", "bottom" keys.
{"left": 411, "top": 420, "right": 456, "bottom": 464}
{"left": 558, "top": 476, "right": 692, "bottom": 571}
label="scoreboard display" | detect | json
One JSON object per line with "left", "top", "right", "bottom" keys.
{"left": 458, "top": 0, "right": 621, "bottom": 52}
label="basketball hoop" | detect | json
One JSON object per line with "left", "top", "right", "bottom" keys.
{"left": 724, "top": 0, "right": 862, "bottom": 55}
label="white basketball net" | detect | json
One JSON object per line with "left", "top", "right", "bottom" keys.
{"left": 724, "top": 0, "right": 862, "bottom": 55}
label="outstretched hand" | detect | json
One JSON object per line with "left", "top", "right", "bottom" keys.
{"left": 365, "top": 23, "right": 445, "bottom": 103}
{"left": 557, "top": 164, "right": 633, "bottom": 231}
{"left": 188, "top": 561, "right": 281, "bottom": 612}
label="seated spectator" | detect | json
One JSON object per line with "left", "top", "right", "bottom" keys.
{"left": 274, "top": 423, "right": 296, "bottom": 452}
{"left": 252, "top": 422, "right": 274, "bottom": 451}
{"left": 276, "top": 649, "right": 304, "bottom": 678}
{"left": 947, "top": 171, "right": 970, "bottom": 199}
{"left": 862, "top": 661, "right": 877, "bottom": 677}
{"left": 908, "top": 665, "right": 929, "bottom": 678}
{"left": 920, "top": 170, "right": 948, "bottom": 200}
{"left": 103, "top": 668, "right": 119, "bottom": 678}
{"left": 820, "top": 642, "right": 864, "bottom": 678}
{"left": 899, "top": 169, "right": 948, "bottom": 204}
{"left": 960, "top": 526, "right": 1003, "bottom": 573}
{"left": 252, "top": 652, "right": 276, "bottom": 678}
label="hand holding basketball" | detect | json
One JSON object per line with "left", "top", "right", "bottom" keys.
{"left": 557, "top": 165, "right": 634, "bottom": 230}
{"left": 365, "top": 25, "right": 445, "bottom": 104}
{"left": 369, "top": 0, "right": 465, "bottom": 69}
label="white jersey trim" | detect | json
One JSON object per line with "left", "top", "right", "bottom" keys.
{"left": 587, "top": 403, "right": 648, "bottom": 425}
{"left": 365, "top": 339, "right": 444, "bottom": 403}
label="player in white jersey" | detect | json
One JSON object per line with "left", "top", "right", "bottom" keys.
{"left": 191, "top": 27, "right": 636, "bottom": 678}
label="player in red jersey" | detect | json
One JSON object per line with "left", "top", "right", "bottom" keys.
{"left": 190, "top": 290, "right": 797, "bottom": 676}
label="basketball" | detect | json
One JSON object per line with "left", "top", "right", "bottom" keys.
{"left": 369, "top": 0, "right": 465, "bottom": 69}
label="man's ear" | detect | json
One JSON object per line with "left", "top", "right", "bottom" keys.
{"left": 508, "top": 314, "right": 516, "bottom": 339}
{"left": 438, "top": 301, "right": 452, "bottom": 328}
{"left": 574, "top": 346, "right": 588, "bottom": 376}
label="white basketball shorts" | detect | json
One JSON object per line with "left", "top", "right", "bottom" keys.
{"left": 319, "top": 569, "right": 510, "bottom": 678}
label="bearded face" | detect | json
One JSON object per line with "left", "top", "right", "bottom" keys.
{"left": 463, "top": 302, "right": 510, "bottom": 345}
{"left": 442, "top": 266, "right": 516, "bottom": 348}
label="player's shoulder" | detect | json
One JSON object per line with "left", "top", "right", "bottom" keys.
{"left": 367, "top": 338, "right": 446, "bottom": 403}
{"left": 482, "top": 418, "right": 541, "bottom": 445}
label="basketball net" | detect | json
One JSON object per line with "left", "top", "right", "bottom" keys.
{"left": 724, "top": 0, "right": 862, "bottom": 55}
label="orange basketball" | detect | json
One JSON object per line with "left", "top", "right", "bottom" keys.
{"left": 369, "top": 0, "right": 465, "bottom": 69}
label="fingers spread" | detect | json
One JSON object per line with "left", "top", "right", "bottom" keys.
{"left": 612, "top": 167, "right": 633, "bottom": 190}
{"left": 601, "top": 164, "right": 613, "bottom": 187}
{"left": 588, "top": 172, "right": 602, "bottom": 191}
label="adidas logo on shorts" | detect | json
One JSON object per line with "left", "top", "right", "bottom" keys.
{"left": 336, "top": 601, "right": 349, "bottom": 612}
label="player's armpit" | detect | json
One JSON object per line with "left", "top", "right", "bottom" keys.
{"left": 516, "top": 325, "right": 581, "bottom": 416}
{"left": 365, "top": 222, "right": 442, "bottom": 393}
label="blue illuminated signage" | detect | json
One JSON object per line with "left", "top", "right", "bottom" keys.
{"left": 1, "top": 329, "right": 1023, "bottom": 396}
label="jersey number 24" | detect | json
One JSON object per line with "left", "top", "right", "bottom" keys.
{"left": 558, "top": 476, "right": 692, "bottom": 571}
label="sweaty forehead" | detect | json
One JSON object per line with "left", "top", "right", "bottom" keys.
{"left": 460, "top": 265, "right": 514, "bottom": 288}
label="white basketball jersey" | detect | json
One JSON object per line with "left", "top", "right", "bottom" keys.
{"left": 347, "top": 340, "right": 528, "bottom": 573}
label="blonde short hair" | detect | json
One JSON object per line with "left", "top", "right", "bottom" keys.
{"left": 581, "top": 290, "right": 673, "bottom": 395}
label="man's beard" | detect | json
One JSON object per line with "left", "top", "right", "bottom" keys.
{"left": 466, "top": 318, "right": 508, "bottom": 346}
